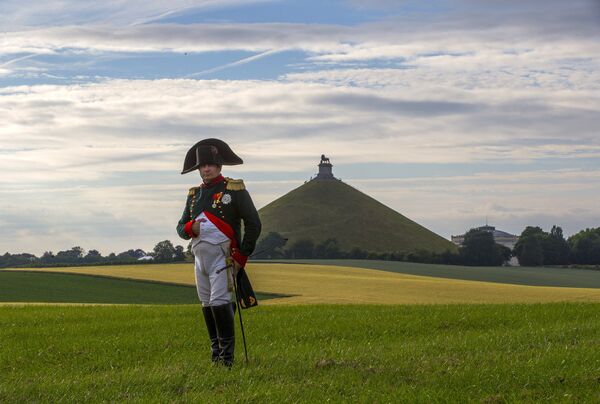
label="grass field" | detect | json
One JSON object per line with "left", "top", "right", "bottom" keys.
{"left": 1, "top": 303, "right": 599, "bottom": 402}
{"left": 260, "top": 259, "right": 600, "bottom": 288}
{"left": 0, "top": 270, "right": 282, "bottom": 304}
{"left": 7, "top": 263, "right": 600, "bottom": 305}
{"left": 2, "top": 263, "right": 600, "bottom": 402}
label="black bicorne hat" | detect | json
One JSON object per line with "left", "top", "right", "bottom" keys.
{"left": 181, "top": 138, "right": 243, "bottom": 174}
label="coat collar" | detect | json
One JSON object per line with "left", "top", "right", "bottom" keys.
{"left": 202, "top": 174, "right": 225, "bottom": 188}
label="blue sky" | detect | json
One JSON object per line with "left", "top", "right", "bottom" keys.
{"left": 1, "top": 0, "right": 599, "bottom": 254}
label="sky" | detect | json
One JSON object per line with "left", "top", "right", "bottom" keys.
{"left": 1, "top": 0, "right": 599, "bottom": 255}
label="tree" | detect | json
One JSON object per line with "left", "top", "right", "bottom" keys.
{"left": 498, "top": 244, "right": 512, "bottom": 264}
{"left": 40, "top": 251, "right": 55, "bottom": 264}
{"left": 314, "top": 238, "right": 340, "bottom": 259}
{"left": 439, "top": 249, "right": 462, "bottom": 265}
{"left": 514, "top": 225, "right": 571, "bottom": 266}
{"left": 0, "top": 252, "right": 38, "bottom": 268}
{"left": 254, "top": 232, "right": 287, "bottom": 259}
{"left": 286, "top": 239, "right": 314, "bottom": 259}
{"left": 542, "top": 225, "right": 570, "bottom": 265}
{"left": 173, "top": 245, "right": 186, "bottom": 261}
{"left": 83, "top": 249, "right": 103, "bottom": 263}
{"left": 55, "top": 246, "right": 85, "bottom": 264}
{"left": 116, "top": 249, "right": 147, "bottom": 261}
{"left": 186, "top": 241, "right": 194, "bottom": 261}
{"left": 514, "top": 227, "right": 544, "bottom": 266}
{"left": 519, "top": 236, "right": 544, "bottom": 266}
{"left": 349, "top": 247, "right": 368, "bottom": 259}
{"left": 460, "top": 229, "right": 506, "bottom": 266}
{"left": 568, "top": 228, "right": 600, "bottom": 265}
{"left": 513, "top": 227, "right": 543, "bottom": 260}
{"left": 153, "top": 240, "right": 177, "bottom": 262}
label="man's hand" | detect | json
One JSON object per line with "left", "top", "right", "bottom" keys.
{"left": 192, "top": 221, "right": 200, "bottom": 237}
{"left": 191, "top": 218, "right": 206, "bottom": 237}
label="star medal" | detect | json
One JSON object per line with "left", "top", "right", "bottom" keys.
{"left": 222, "top": 193, "right": 232, "bottom": 205}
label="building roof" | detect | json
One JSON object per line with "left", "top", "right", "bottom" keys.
{"left": 452, "top": 225, "right": 517, "bottom": 240}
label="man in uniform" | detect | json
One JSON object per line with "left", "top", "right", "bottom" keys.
{"left": 176, "top": 138, "right": 261, "bottom": 367}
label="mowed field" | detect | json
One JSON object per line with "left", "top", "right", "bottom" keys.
{"left": 2, "top": 263, "right": 600, "bottom": 402}
{"left": 4, "top": 261, "right": 600, "bottom": 305}
{"left": 1, "top": 304, "right": 599, "bottom": 402}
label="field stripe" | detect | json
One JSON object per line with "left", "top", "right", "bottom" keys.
{"left": 6, "top": 263, "right": 600, "bottom": 305}
{"left": 256, "top": 259, "right": 600, "bottom": 288}
{"left": 0, "top": 269, "right": 201, "bottom": 305}
{"left": 249, "top": 263, "right": 600, "bottom": 305}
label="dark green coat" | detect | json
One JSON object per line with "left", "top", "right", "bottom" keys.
{"left": 176, "top": 177, "right": 261, "bottom": 260}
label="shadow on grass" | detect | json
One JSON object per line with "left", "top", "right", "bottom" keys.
{"left": 0, "top": 270, "right": 292, "bottom": 304}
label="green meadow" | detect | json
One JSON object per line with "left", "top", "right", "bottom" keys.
{"left": 2, "top": 264, "right": 600, "bottom": 402}
{"left": 0, "top": 270, "right": 280, "bottom": 304}
{"left": 1, "top": 303, "right": 599, "bottom": 403}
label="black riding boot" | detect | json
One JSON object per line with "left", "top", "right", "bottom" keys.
{"left": 201, "top": 306, "right": 220, "bottom": 363}
{"left": 211, "top": 302, "right": 236, "bottom": 367}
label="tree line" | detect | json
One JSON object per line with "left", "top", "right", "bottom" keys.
{"left": 3, "top": 226, "right": 599, "bottom": 268}
{"left": 0, "top": 240, "right": 189, "bottom": 268}
{"left": 254, "top": 225, "right": 600, "bottom": 267}
{"left": 513, "top": 226, "right": 600, "bottom": 266}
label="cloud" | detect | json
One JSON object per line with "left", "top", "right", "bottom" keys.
{"left": 1, "top": 76, "right": 599, "bottom": 254}
{"left": 0, "top": 0, "right": 274, "bottom": 28}
{"left": 312, "top": 93, "right": 481, "bottom": 116}
{"left": 1, "top": 0, "right": 599, "bottom": 93}
{"left": 0, "top": 23, "right": 350, "bottom": 56}
{"left": 1, "top": 78, "right": 599, "bottom": 184}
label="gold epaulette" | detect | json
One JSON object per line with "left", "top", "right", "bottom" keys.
{"left": 225, "top": 178, "right": 245, "bottom": 191}
{"left": 188, "top": 187, "right": 198, "bottom": 197}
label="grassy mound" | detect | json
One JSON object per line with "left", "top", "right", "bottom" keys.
{"left": 258, "top": 179, "right": 457, "bottom": 254}
{"left": 1, "top": 304, "right": 599, "bottom": 402}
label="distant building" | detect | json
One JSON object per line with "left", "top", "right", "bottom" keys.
{"left": 452, "top": 225, "right": 519, "bottom": 250}
{"left": 137, "top": 256, "right": 154, "bottom": 261}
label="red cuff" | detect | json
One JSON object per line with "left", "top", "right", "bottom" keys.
{"left": 231, "top": 249, "right": 248, "bottom": 267}
{"left": 184, "top": 221, "right": 195, "bottom": 238}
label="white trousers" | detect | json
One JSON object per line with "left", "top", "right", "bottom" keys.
{"left": 192, "top": 240, "right": 234, "bottom": 307}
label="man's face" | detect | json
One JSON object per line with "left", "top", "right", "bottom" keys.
{"left": 199, "top": 164, "right": 222, "bottom": 183}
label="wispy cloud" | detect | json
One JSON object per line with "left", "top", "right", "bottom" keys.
{"left": 0, "top": 53, "right": 39, "bottom": 67}
{"left": 0, "top": 0, "right": 275, "bottom": 28}
{"left": 183, "top": 49, "right": 284, "bottom": 78}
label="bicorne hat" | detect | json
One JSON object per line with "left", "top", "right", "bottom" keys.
{"left": 181, "top": 138, "right": 243, "bottom": 174}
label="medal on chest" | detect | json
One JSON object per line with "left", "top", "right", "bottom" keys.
{"left": 212, "top": 192, "right": 223, "bottom": 208}
{"left": 212, "top": 192, "right": 232, "bottom": 208}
